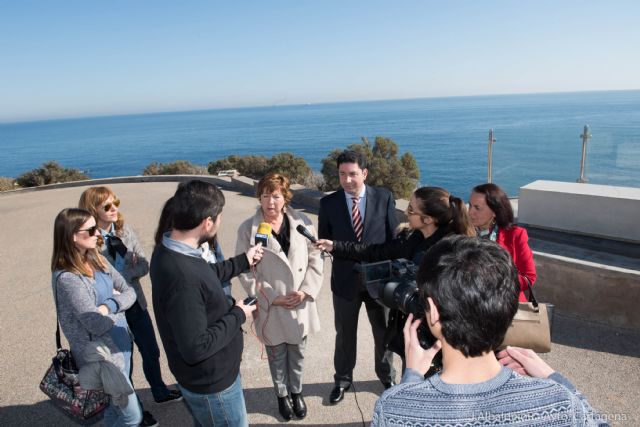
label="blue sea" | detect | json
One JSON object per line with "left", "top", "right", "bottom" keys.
{"left": 1, "top": 90, "right": 639, "bottom": 198}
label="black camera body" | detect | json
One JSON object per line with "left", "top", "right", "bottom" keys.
{"left": 355, "top": 259, "right": 436, "bottom": 351}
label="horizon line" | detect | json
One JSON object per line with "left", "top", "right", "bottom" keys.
{"left": 2, "top": 87, "right": 639, "bottom": 126}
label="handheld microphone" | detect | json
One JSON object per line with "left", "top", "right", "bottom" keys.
{"left": 255, "top": 222, "right": 272, "bottom": 247}
{"left": 296, "top": 224, "right": 317, "bottom": 243}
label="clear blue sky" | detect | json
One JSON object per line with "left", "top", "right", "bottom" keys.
{"left": 1, "top": 0, "right": 639, "bottom": 122}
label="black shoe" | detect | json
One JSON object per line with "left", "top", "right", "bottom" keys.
{"left": 154, "top": 389, "right": 183, "bottom": 404}
{"left": 140, "top": 410, "right": 158, "bottom": 427}
{"left": 291, "top": 392, "right": 307, "bottom": 419}
{"left": 277, "top": 395, "right": 294, "bottom": 421}
{"left": 329, "top": 384, "right": 350, "bottom": 405}
{"left": 383, "top": 381, "right": 396, "bottom": 390}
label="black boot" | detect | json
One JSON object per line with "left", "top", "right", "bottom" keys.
{"left": 291, "top": 392, "right": 307, "bottom": 419}
{"left": 277, "top": 395, "right": 294, "bottom": 421}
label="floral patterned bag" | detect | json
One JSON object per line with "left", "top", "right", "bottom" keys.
{"left": 39, "top": 349, "right": 109, "bottom": 419}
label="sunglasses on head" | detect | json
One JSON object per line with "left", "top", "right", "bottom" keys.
{"left": 77, "top": 225, "right": 99, "bottom": 236}
{"left": 102, "top": 198, "right": 120, "bottom": 211}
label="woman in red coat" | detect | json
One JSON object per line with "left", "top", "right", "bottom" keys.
{"left": 469, "top": 183, "right": 536, "bottom": 302}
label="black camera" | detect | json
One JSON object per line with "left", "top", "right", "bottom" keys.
{"left": 355, "top": 259, "right": 436, "bottom": 352}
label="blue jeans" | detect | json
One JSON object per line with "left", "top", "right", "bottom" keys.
{"left": 103, "top": 349, "right": 142, "bottom": 426}
{"left": 178, "top": 374, "right": 248, "bottom": 427}
{"left": 126, "top": 301, "right": 171, "bottom": 401}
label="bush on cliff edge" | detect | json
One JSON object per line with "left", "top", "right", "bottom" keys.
{"left": 143, "top": 160, "right": 208, "bottom": 176}
{"left": 16, "top": 161, "right": 89, "bottom": 188}
{"left": 208, "top": 153, "right": 312, "bottom": 185}
{"left": 0, "top": 177, "right": 16, "bottom": 191}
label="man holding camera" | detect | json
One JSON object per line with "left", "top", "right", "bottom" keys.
{"left": 372, "top": 236, "right": 607, "bottom": 426}
{"left": 318, "top": 150, "right": 399, "bottom": 404}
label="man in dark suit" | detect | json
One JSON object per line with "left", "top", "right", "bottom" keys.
{"left": 318, "top": 150, "right": 399, "bottom": 405}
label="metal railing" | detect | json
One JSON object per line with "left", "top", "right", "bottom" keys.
{"left": 577, "top": 125, "right": 592, "bottom": 183}
{"left": 486, "top": 125, "right": 592, "bottom": 185}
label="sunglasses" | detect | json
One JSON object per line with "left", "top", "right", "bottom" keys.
{"left": 102, "top": 198, "right": 120, "bottom": 211}
{"left": 77, "top": 225, "right": 99, "bottom": 236}
{"left": 406, "top": 204, "right": 423, "bottom": 216}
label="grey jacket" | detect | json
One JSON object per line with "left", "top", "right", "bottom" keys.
{"left": 52, "top": 264, "right": 136, "bottom": 368}
{"left": 100, "top": 223, "right": 150, "bottom": 310}
{"left": 79, "top": 340, "right": 132, "bottom": 407}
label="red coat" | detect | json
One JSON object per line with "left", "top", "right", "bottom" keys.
{"left": 496, "top": 226, "right": 537, "bottom": 302}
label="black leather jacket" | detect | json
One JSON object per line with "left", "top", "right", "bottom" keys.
{"left": 332, "top": 227, "right": 449, "bottom": 265}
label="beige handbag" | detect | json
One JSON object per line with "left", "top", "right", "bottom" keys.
{"left": 500, "top": 278, "right": 552, "bottom": 353}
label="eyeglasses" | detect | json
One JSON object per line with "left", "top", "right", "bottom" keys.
{"left": 102, "top": 198, "right": 120, "bottom": 211}
{"left": 406, "top": 204, "right": 423, "bottom": 217}
{"left": 77, "top": 225, "right": 99, "bottom": 236}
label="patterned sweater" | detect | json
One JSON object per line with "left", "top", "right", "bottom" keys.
{"left": 371, "top": 367, "right": 609, "bottom": 427}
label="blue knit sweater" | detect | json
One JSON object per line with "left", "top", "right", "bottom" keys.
{"left": 372, "top": 366, "right": 609, "bottom": 427}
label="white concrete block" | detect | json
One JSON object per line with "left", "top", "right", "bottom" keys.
{"left": 518, "top": 180, "right": 640, "bottom": 243}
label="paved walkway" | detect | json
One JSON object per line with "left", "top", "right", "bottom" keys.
{"left": 1, "top": 182, "right": 638, "bottom": 426}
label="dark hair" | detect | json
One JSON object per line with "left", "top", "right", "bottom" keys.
{"left": 154, "top": 196, "right": 176, "bottom": 246}
{"left": 416, "top": 235, "right": 519, "bottom": 357}
{"left": 472, "top": 183, "right": 514, "bottom": 229}
{"left": 256, "top": 172, "right": 293, "bottom": 206}
{"left": 51, "top": 208, "right": 108, "bottom": 276}
{"left": 166, "top": 180, "right": 225, "bottom": 232}
{"left": 413, "top": 187, "right": 475, "bottom": 236}
{"left": 336, "top": 150, "right": 367, "bottom": 170}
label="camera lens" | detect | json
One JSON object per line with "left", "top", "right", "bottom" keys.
{"left": 381, "top": 281, "right": 416, "bottom": 313}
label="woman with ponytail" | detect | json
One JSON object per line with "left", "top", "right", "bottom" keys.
{"left": 315, "top": 187, "right": 474, "bottom": 365}
{"left": 315, "top": 186, "right": 475, "bottom": 266}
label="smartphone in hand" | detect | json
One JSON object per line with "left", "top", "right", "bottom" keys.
{"left": 243, "top": 296, "right": 257, "bottom": 306}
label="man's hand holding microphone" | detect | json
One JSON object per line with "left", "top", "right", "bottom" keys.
{"left": 245, "top": 243, "right": 264, "bottom": 266}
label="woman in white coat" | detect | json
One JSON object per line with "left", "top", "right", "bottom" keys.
{"left": 236, "top": 172, "right": 323, "bottom": 422}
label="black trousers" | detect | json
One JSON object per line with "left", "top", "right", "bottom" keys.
{"left": 332, "top": 290, "right": 396, "bottom": 387}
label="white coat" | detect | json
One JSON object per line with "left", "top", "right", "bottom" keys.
{"left": 236, "top": 207, "right": 323, "bottom": 345}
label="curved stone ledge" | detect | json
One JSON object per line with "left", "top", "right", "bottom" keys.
{"left": 3, "top": 175, "right": 638, "bottom": 330}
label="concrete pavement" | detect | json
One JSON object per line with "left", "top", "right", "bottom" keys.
{"left": 1, "top": 181, "right": 638, "bottom": 426}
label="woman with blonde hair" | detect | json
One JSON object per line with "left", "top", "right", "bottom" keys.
{"left": 236, "top": 172, "right": 323, "bottom": 421}
{"left": 51, "top": 208, "right": 140, "bottom": 426}
{"left": 79, "top": 187, "right": 182, "bottom": 425}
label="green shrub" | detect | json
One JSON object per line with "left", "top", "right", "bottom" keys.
{"left": 0, "top": 177, "right": 16, "bottom": 191}
{"left": 208, "top": 155, "right": 269, "bottom": 180}
{"left": 266, "top": 153, "right": 312, "bottom": 184}
{"left": 208, "top": 153, "right": 312, "bottom": 184}
{"left": 143, "top": 160, "right": 208, "bottom": 176}
{"left": 15, "top": 161, "right": 89, "bottom": 188}
{"left": 320, "top": 137, "right": 419, "bottom": 199}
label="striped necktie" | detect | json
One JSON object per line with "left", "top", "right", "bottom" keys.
{"left": 352, "top": 197, "right": 363, "bottom": 241}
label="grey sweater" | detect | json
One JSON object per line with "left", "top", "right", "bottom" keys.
{"left": 372, "top": 367, "right": 609, "bottom": 427}
{"left": 52, "top": 264, "right": 136, "bottom": 368}
{"left": 100, "top": 223, "right": 150, "bottom": 310}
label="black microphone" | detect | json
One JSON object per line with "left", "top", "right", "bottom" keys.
{"left": 296, "top": 224, "right": 317, "bottom": 243}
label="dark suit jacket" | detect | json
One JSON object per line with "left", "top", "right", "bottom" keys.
{"left": 318, "top": 186, "right": 398, "bottom": 301}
